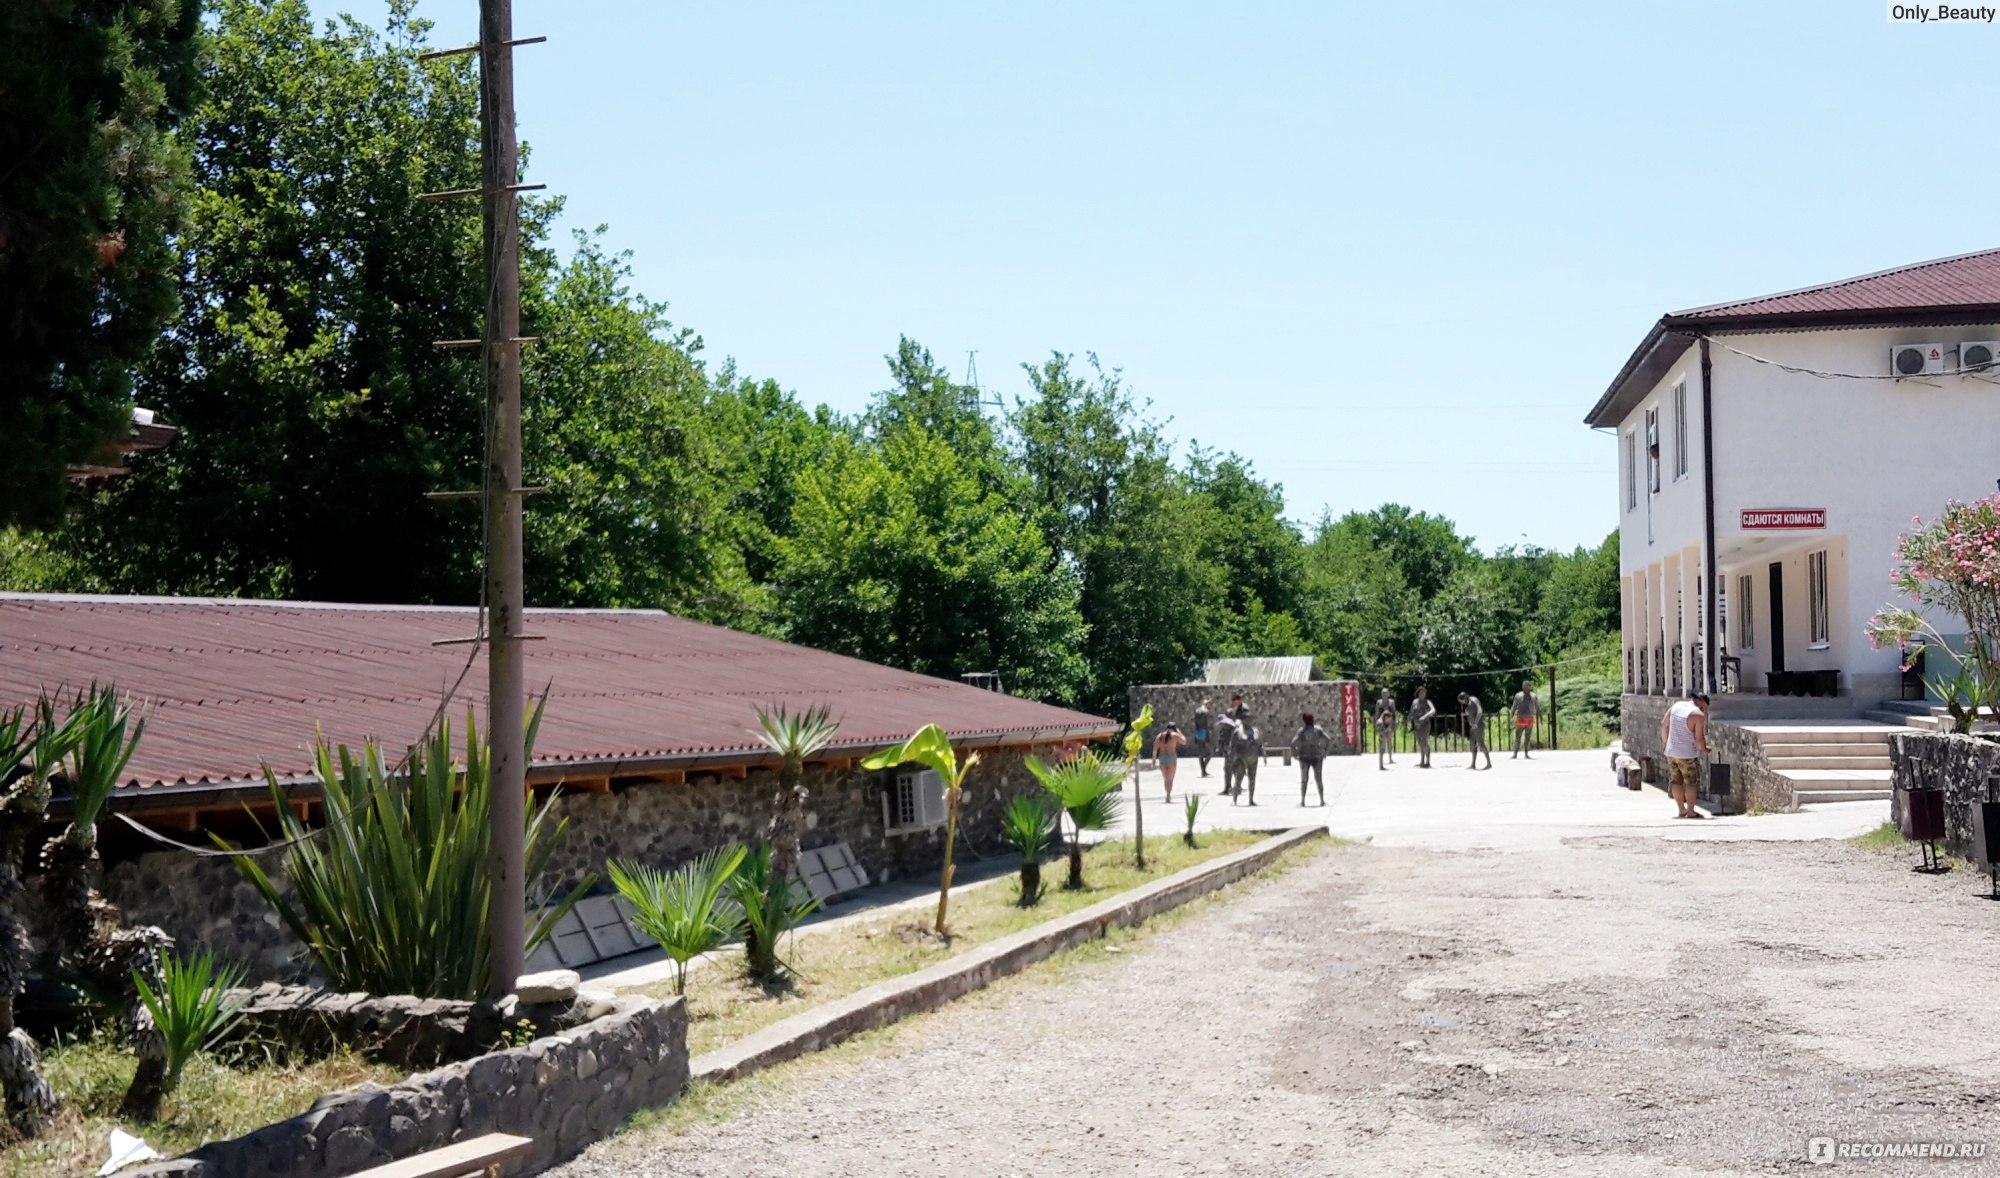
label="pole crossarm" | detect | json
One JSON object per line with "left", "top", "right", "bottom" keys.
{"left": 418, "top": 182, "right": 546, "bottom": 202}
{"left": 417, "top": 34, "right": 546, "bottom": 61}
{"left": 423, "top": 486, "right": 547, "bottom": 501}
{"left": 431, "top": 336, "right": 540, "bottom": 350}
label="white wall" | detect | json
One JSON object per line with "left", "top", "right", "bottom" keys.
{"left": 1613, "top": 323, "right": 2000, "bottom": 700}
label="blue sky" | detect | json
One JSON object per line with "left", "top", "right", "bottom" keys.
{"left": 317, "top": 0, "right": 1996, "bottom": 553}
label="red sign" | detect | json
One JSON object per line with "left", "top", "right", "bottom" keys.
{"left": 1740, "top": 508, "right": 1826, "bottom": 531}
{"left": 1341, "top": 682, "right": 1359, "bottom": 748}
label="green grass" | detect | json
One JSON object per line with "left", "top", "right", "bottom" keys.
{"left": 0, "top": 1034, "right": 400, "bottom": 1178}
{"left": 1848, "top": 821, "right": 1907, "bottom": 852}
{"left": 649, "top": 830, "right": 1268, "bottom": 1057}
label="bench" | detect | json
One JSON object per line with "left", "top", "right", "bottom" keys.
{"left": 346, "top": 1133, "right": 534, "bottom": 1178}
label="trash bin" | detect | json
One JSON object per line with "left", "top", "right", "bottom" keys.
{"left": 1709, "top": 762, "right": 1731, "bottom": 798}
{"left": 1641, "top": 755, "right": 1658, "bottom": 784}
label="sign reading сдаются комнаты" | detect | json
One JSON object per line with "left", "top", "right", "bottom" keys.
{"left": 1739, "top": 508, "right": 1827, "bottom": 531}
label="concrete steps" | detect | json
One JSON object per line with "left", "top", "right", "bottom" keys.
{"left": 1736, "top": 723, "right": 1896, "bottom": 806}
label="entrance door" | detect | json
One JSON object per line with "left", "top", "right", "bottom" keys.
{"left": 1767, "top": 562, "right": 1786, "bottom": 674}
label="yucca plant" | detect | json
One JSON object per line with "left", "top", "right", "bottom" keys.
{"left": 749, "top": 704, "right": 841, "bottom": 891}
{"left": 862, "top": 724, "right": 978, "bottom": 934}
{"left": 1027, "top": 751, "right": 1126, "bottom": 890}
{"left": 999, "top": 796, "right": 1056, "bottom": 906}
{"left": 0, "top": 700, "right": 60, "bottom": 1134}
{"left": 609, "top": 846, "right": 746, "bottom": 996}
{"left": 731, "top": 843, "right": 820, "bottom": 981}
{"left": 1182, "top": 794, "right": 1204, "bottom": 848}
{"left": 43, "top": 685, "right": 146, "bottom": 965}
{"left": 225, "top": 705, "right": 591, "bottom": 999}
{"left": 130, "top": 949, "right": 245, "bottom": 1102}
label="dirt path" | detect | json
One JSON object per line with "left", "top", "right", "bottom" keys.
{"left": 556, "top": 833, "right": 2000, "bottom": 1176}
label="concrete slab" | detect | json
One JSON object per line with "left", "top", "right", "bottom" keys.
{"left": 1114, "top": 748, "right": 1888, "bottom": 851}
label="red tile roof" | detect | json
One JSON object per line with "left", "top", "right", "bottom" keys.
{"left": 1674, "top": 247, "right": 2000, "bottom": 320}
{"left": 0, "top": 594, "right": 1115, "bottom": 803}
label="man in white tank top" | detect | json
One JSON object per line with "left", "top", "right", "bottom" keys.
{"left": 1658, "top": 692, "right": 1710, "bottom": 819}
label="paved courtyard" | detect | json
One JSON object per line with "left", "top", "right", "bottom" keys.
{"left": 559, "top": 751, "right": 2000, "bottom": 1177}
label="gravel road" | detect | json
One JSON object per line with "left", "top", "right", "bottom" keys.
{"left": 555, "top": 832, "right": 2000, "bottom": 1176}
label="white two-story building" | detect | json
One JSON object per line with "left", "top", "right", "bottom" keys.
{"left": 1586, "top": 248, "right": 2000, "bottom": 723}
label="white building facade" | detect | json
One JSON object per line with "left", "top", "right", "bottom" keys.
{"left": 1586, "top": 249, "right": 2000, "bottom": 712}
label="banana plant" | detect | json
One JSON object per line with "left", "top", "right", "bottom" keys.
{"left": 1122, "top": 705, "right": 1154, "bottom": 869}
{"left": 862, "top": 724, "right": 977, "bottom": 935}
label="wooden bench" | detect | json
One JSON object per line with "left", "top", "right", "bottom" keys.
{"left": 346, "top": 1133, "right": 535, "bottom": 1178}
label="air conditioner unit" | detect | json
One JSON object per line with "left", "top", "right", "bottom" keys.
{"left": 1891, "top": 343, "right": 1947, "bottom": 377}
{"left": 1960, "top": 341, "right": 2000, "bottom": 373}
{"left": 885, "top": 768, "right": 945, "bottom": 832}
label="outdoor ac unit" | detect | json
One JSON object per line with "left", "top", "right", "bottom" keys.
{"left": 888, "top": 768, "right": 945, "bottom": 831}
{"left": 1960, "top": 341, "right": 2000, "bottom": 373}
{"left": 1891, "top": 343, "right": 1947, "bottom": 377}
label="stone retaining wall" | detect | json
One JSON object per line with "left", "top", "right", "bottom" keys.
{"left": 1126, "top": 683, "right": 1358, "bottom": 757}
{"left": 133, "top": 994, "right": 688, "bottom": 1178}
{"left": 224, "top": 984, "right": 604, "bottom": 1070}
{"left": 1616, "top": 695, "right": 1779, "bottom": 813}
{"left": 96, "top": 746, "right": 1051, "bottom": 984}
{"left": 1889, "top": 730, "right": 2000, "bottom": 859}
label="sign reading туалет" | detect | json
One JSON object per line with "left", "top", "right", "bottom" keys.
{"left": 1740, "top": 509, "right": 1827, "bottom": 531}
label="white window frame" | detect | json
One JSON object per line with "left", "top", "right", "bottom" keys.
{"left": 1737, "top": 573, "right": 1755, "bottom": 651}
{"left": 1672, "top": 381, "right": 1689, "bottom": 480}
{"left": 1623, "top": 431, "right": 1637, "bottom": 512}
{"left": 1807, "top": 550, "right": 1831, "bottom": 649}
{"left": 882, "top": 768, "right": 946, "bottom": 835}
{"left": 1645, "top": 408, "right": 1660, "bottom": 495}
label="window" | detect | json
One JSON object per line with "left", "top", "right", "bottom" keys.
{"left": 1737, "top": 573, "right": 1754, "bottom": 650}
{"left": 1623, "top": 431, "right": 1637, "bottom": 511}
{"left": 1808, "top": 550, "right": 1830, "bottom": 647}
{"left": 1645, "top": 408, "right": 1660, "bottom": 494}
{"left": 1672, "top": 381, "right": 1689, "bottom": 480}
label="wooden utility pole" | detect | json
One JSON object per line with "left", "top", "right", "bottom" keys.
{"left": 479, "top": 0, "right": 527, "bottom": 1001}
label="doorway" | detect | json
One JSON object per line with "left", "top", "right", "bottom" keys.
{"left": 1767, "top": 562, "right": 1786, "bottom": 674}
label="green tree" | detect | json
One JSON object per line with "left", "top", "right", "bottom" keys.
{"left": 777, "top": 427, "right": 1086, "bottom": 701}
{"left": 866, "top": 337, "right": 1007, "bottom": 489}
{"left": 0, "top": 0, "right": 201, "bottom": 530}
{"left": 76, "top": 0, "right": 489, "bottom": 601}
{"left": 1537, "top": 531, "right": 1620, "bottom": 655}
{"left": 1186, "top": 446, "right": 1303, "bottom": 625}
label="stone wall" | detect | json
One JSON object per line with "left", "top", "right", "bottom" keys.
{"left": 94, "top": 745, "right": 1051, "bottom": 984}
{"left": 134, "top": 994, "right": 688, "bottom": 1178}
{"left": 1888, "top": 730, "right": 2000, "bottom": 859}
{"left": 1126, "top": 682, "right": 1359, "bottom": 757}
{"left": 1616, "top": 694, "right": 1778, "bottom": 813}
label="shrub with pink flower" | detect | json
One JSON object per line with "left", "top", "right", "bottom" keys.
{"left": 1865, "top": 495, "right": 2000, "bottom": 728}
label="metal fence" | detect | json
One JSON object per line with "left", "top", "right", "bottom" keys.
{"left": 1358, "top": 712, "right": 1547, "bottom": 756}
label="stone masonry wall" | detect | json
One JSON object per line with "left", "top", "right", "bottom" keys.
{"left": 133, "top": 994, "right": 688, "bottom": 1178}
{"left": 1617, "top": 695, "right": 1782, "bottom": 813}
{"left": 1127, "top": 682, "right": 1359, "bottom": 757}
{"left": 1889, "top": 730, "right": 2000, "bottom": 860}
{"left": 95, "top": 745, "right": 1052, "bottom": 984}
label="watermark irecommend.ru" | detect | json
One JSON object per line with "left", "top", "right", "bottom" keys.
{"left": 1887, "top": 2, "right": 1998, "bottom": 21}
{"left": 1809, "top": 1136, "right": 1988, "bottom": 1164}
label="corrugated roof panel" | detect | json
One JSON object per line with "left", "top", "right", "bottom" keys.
{"left": 1676, "top": 248, "right": 2000, "bottom": 319}
{"left": 0, "top": 595, "right": 1116, "bottom": 796}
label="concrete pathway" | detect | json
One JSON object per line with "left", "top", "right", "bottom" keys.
{"left": 1116, "top": 747, "right": 1888, "bottom": 850}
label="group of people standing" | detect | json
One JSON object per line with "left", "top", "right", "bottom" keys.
{"left": 1149, "top": 695, "right": 1336, "bottom": 808}
{"left": 1370, "top": 679, "right": 1541, "bottom": 771}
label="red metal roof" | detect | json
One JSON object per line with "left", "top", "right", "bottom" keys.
{"left": 1675, "top": 247, "right": 2000, "bottom": 319}
{"left": 0, "top": 594, "right": 1115, "bottom": 801}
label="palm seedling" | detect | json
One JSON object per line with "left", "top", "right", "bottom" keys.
{"left": 750, "top": 703, "right": 841, "bottom": 891}
{"left": 1026, "top": 751, "right": 1126, "bottom": 890}
{"left": 609, "top": 846, "right": 747, "bottom": 996}
{"left": 131, "top": 949, "right": 246, "bottom": 1100}
{"left": 999, "top": 796, "right": 1057, "bottom": 906}
{"left": 861, "top": 724, "right": 979, "bottom": 934}
{"left": 731, "top": 842, "right": 821, "bottom": 981}
{"left": 1182, "top": 794, "right": 1204, "bottom": 849}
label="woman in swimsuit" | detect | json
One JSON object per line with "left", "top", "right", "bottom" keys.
{"left": 1154, "top": 723, "right": 1187, "bottom": 803}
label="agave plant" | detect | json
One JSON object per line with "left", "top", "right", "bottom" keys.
{"left": 861, "top": 724, "right": 978, "bottom": 934}
{"left": 999, "top": 796, "right": 1057, "bottom": 906}
{"left": 749, "top": 704, "right": 841, "bottom": 891}
{"left": 131, "top": 949, "right": 245, "bottom": 1099}
{"left": 1027, "top": 751, "right": 1126, "bottom": 890}
{"left": 1182, "top": 793, "right": 1204, "bottom": 848}
{"left": 730, "top": 843, "right": 820, "bottom": 981}
{"left": 225, "top": 705, "right": 591, "bottom": 999}
{"left": 609, "top": 846, "right": 746, "bottom": 996}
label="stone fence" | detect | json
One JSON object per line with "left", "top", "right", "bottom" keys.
{"left": 133, "top": 993, "right": 688, "bottom": 1178}
{"left": 91, "top": 745, "right": 1051, "bottom": 984}
{"left": 1126, "top": 681, "right": 1360, "bottom": 757}
{"left": 1889, "top": 730, "right": 2000, "bottom": 859}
